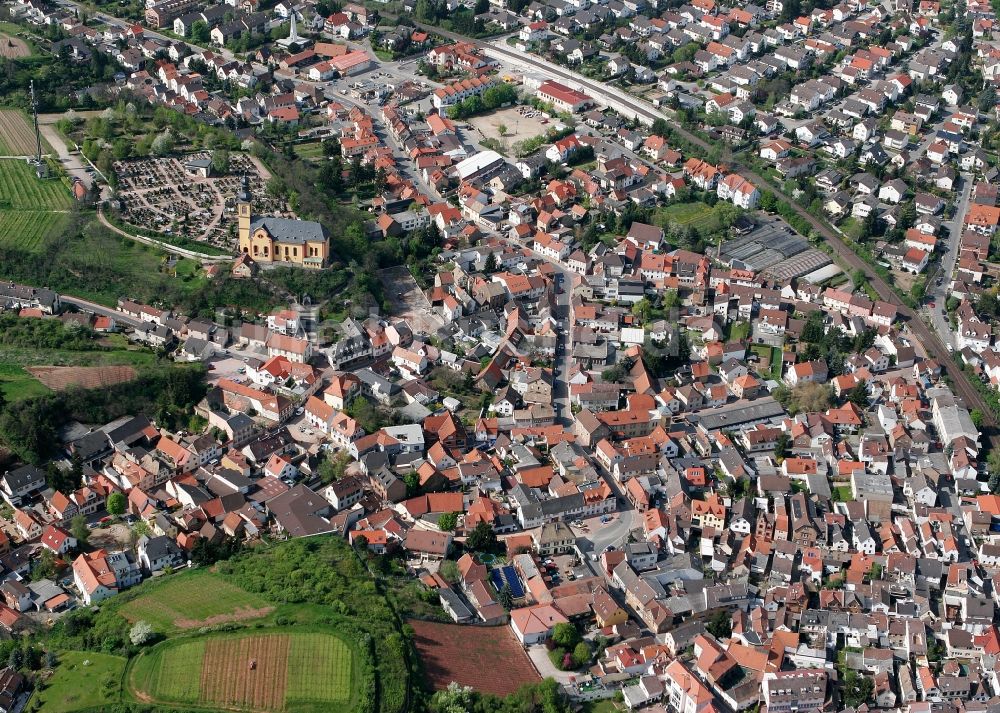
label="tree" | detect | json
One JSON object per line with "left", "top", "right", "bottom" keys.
{"left": 551, "top": 622, "right": 581, "bottom": 650}
{"left": 845, "top": 383, "right": 869, "bottom": 410}
{"left": 706, "top": 610, "right": 732, "bottom": 640}
{"left": 106, "top": 491, "right": 126, "bottom": 517}
{"left": 438, "top": 511, "right": 459, "bottom": 532}
{"left": 151, "top": 129, "right": 174, "bottom": 156}
{"left": 843, "top": 670, "right": 874, "bottom": 708}
{"left": 571, "top": 641, "right": 592, "bottom": 668}
{"left": 6, "top": 648, "right": 21, "bottom": 671}
{"left": 211, "top": 149, "right": 230, "bottom": 175}
{"left": 32, "top": 549, "right": 60, "bottom": 582}
{"left": 191, "top": 19, "right": 211, "bottom": 43}
{"left": 129, "top": 620, "right": 154, "bottom": 646}
{"left": 632, "top": 297, "right": 651, "bottom": 324}
{"left": 70, "top": 514, "right": 89, "bottom": 545}
{"left": 980, "top": 85, "right": 997, "bottom": 114}
{"left": 439, "top": 559, "right": 460, "bottom": 583}
{"left": 971, "top": 409, "right": 985, "bottom": 430}
{"left": 497, "top": 583, "right": 513, "bottom": 611}
{"left": 466, "top": 521, "right": 497, "bottom": 552}
{"left": 773, "top": 433, "right": 790, "bottom": 460}
{"left": 989, "top": 451, "right": 1000, "bottom": 493}
{"left": 318, "top": 450, "right": 351, "bottom": 483}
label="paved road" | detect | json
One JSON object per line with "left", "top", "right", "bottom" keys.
{"left": 35, "top": 117, "right": 95, "bottom": 190}
{"left": 926, "top": 171, "right": 972, "bottom": 351}
{"left": 60, "top": 294, "right": 144, "bottom": 328}
{"left": 584, "top": 508, "right": 640, "bottom": 553}
{"left": 97, "top": 208, "right": 234, "bottom": 262}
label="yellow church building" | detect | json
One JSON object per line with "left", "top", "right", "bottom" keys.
{"left": 237, "top": 177, "right": 329, "bottom": 268}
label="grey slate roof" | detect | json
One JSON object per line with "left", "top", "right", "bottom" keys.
{"left": 250, "top": 216, "right": 326, "bottom": 245}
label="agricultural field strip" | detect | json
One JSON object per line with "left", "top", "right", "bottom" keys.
{"left": 0, "top": 161, "right": 72, "bottom": 210}
{"left": 133, "top": 630, "right": 355, "bottom": 711}
{"left": 119, "top": 573, "right": 269, "bottom": 630}
{"left": 286, "top": 632, "right": 353, "bottom": 703}
{"left": 0, "top": 110, "right": 38, "bottom": 155}
{"left": 149, "top": 639, "right": 204, "bottom": 703}
{"left": 0, "top": 211, "right": 67, "bottom": 253}
{"left": 200, "top": 634, "right": 289, "bottom": 712}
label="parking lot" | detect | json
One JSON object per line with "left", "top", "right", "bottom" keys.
{"left": 205, "top": 354, "right": 254, "bottom": 385}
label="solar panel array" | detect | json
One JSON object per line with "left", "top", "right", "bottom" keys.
{"left": 490, "top": 565, "right": 526, "bottom": 598}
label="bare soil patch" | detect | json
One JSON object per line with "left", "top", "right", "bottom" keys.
{"left": 467, "top": 105, "right": 550, "bottom": 145}
{"left": 0, "top": 35, "right": 29, "bottom": 59}
{"left": 28, "top": 365, "right": 137, "bottom": 390}
{"left": 174, "top": 606, "right": 275, "bottom": 629}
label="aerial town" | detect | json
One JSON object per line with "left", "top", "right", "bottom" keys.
{"left": 1, "top": 0, "right": 1000, "bottom": 709}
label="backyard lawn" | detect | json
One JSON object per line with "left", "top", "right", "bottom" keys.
{"left": 36, "top": 651, "right": 126, "bottom": 713}
{"left": 833, "top": 485, "right": 853, "bottom": 502}
{"left": 727, "top": 321, "right": 751, "bottom": 342}
{"left": 660, "top": 201, "right": 713, "bottom": 225}
{"left": 750, "top": 345, "right": 783, "bottom": 379}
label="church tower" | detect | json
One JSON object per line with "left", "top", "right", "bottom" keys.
{"left": 237, "top": 174, "right": 252, "bottom": 246}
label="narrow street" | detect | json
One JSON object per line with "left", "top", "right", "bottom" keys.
{"left": 925, "top": 172, "right": 973, "bottom": 351}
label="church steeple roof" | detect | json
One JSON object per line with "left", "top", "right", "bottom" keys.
{"left": 237, "top": 173, "right": 251, "bottom": 203}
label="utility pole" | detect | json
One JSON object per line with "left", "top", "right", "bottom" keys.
{"left": 30, "top": 80, "right": 46, "bottom": 178}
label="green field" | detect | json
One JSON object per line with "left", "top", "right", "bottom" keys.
{"left": 0, "top": 159, "right": 72, "bottom": 253}
{"left": 0, "top": 341, "right": 157, "bottom": 402}
{"left": 287, "top": 632, "right": 354, "bottom": 706}
{"left": 0, "top": 361, "right": 51, "bottom": 401}
{"left": 119, "top": 570, "right": 270, "bottom": 632}
{"left": 0, "top": 159, "right": 72, "bottom": 210}
{"left": 0, "top": 210, "right": 69, "bottom": 253}
{"left": 129, "top": 638, "right": 205, "bottom": 703}
{"left": 35, "top": 651, "right": 126, "bottom": 713}
{"left": 0, "top": 344, "right": 155, "bottom": 368}
{"left": 129, "top": 630, "right": 355, "bottom": 712}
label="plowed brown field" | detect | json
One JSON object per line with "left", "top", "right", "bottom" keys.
{"left": 200, "top": 634, "right": 290, "bottom": 712}
{"left": 28, "top": 365, "right": 137, "bottom": 390}
{"left": 410, "top": 619, "right": 540, "bottom": 695}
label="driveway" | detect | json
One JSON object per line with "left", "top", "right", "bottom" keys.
{"left": 526, "top": 644, "right": 580, "bottom": 685}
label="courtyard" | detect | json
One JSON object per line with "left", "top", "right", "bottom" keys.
{"left": 467, "top": 105, "right": 551, "bottom": 147}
